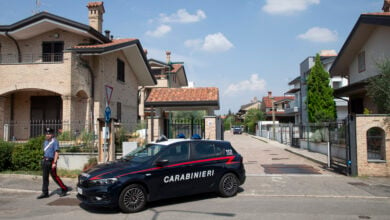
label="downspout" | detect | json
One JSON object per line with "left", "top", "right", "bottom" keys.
{"left": 5, "top": 31, "right": 21, "bottom": 63}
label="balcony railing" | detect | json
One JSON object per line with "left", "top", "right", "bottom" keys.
{"left": 0, "top": 53, "right": 63, "bottom": 64}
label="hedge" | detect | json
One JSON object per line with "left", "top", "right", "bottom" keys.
{"left": 0, "top": 141, "right": 15, "bottom": 171}
{"left": 12, "top": 136, "right": 44, "bottom": 171}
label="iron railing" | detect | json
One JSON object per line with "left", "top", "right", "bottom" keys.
{"left": 0, "top": 53, "right": 63, "bottom": 64}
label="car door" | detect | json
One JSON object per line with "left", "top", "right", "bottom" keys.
{"left": 188, "top": 141, "right": 226, "bottom": 193}
{"left": 146, "top": 142, "right": 192, "bottom": 200}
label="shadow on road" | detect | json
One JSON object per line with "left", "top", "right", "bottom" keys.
{"left": 78, "top": 187, "right": 245, "bottom": 214}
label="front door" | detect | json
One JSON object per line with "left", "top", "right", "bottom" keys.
{"left": 30, "top": 96, "right": 62, "bottom": 137}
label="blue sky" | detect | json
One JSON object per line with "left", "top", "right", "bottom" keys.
{"left": 0, "top": 0, "right": 384, "bottom": 114}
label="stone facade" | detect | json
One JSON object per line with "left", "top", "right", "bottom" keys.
{"left": 356, "top": 115, "right": 390, "bottom": 176}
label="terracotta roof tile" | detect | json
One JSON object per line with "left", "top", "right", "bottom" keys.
{"left": 87, "top": 2, "right": 104, "bottom": 7}
{"left": 363, "top": 12, "right": 390, "bottom": 16}
{"left": 146, "top": 87, "right": 219, "bottom": 103}
{"left": 171, "top": 64, "right": 182, "bottom": 73}
{"left": 262, "top": 96, "right": 294, "bottom": 108}
{"left": 72, "top": 38, "right": 137, "bottom": 49}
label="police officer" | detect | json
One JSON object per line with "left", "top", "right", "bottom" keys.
{"left": 37, "top": 128, "right": 69, "bottom": 199}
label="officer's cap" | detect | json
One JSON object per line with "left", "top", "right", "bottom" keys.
{"left": 45, "top": 127, "right": 54, "bottom": 135}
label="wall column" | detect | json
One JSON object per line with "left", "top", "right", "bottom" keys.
{"left": 204, "top": 116, "right": 217, "bottom": 140}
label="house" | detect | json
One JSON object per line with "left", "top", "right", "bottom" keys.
{"left": 296, "top": 50, "right": 348, "bottom": 125}
{"left": 139, "top": 51, "right": 188, "bottom": 121}
{"left": 329, "top": 1, "right": 390, "bottom": 176}
{"left": 260, "top": 91, "right": 295, "bottom": 123}
{"left": 0, "top": 1, "right": 156, "bottom": 141}
{"left": 236, "top": 97, "right": 261, "bottom": 121}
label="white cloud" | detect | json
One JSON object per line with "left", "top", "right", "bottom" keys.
{"left": 298, "top": 27, "right": 338, "bottom": 43}
{"left": 185, "top": 33, "right": 234, "bottom": 53}
{"left": 262, "top": 0, "right": 320, "bottom": 15}
{"left": 159, "top": 9, "right": 206, "bottom": 23}
{"left": 224, "top": 74, "right": 266, "bottom": 95}
{"left": 145, "top": 25, "right": 172, "bottom": 38}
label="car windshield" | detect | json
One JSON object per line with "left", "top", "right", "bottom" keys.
{"left": 122, "top": 143, "right": 167, "bottom": 163}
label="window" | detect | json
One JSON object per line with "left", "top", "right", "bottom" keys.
{"left": 158, "top": 143, "right": 190, "bottom": 163}
{"left": 192, "top": 142, "right": 225, "bottom": 160}
{"left": 332, "top": 81, "right": 342, "bottom": 89}
{"left": 117, "top": 59, "right": 125, "bottom": 82}
{"left": 358, "top": 51, "right": 366, "bottom": 73}
{"left": 42, "top": 41, "right": 63, "bottom": 62}
{"left": 367, "top": 127, "right": 386, "bottom": 161}
{"left": 117, "top": 102, "right": 121, "bottom": 122}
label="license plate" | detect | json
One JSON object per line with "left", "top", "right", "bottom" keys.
{"left": 77, "top": 187, "right": 83, "bottom": 195}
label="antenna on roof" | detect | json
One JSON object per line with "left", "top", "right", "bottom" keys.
{"left": 32, "top": 0, "right": 41, "bottom": 14}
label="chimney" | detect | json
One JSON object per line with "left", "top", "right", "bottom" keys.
{"left": 268, "top": 91, "right": 272, "bottom": 98}
{"left": 104, "top": 30, "right": 110, "bottom": 38}
{"left": 383, "top": 0, "right": 390, "bottom": 12}
{"left": 166, "top": 51, "right": 171, "bottom": 64}
{"left": 87, "top": 2, "right": 105, "bottom": 33}
{"left": 143, "top": 49, "right": 148, "bottom": 56}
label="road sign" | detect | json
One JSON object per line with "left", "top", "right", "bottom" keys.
{"left": 105, "top": 85, "right": 113, "bottom": 105}
{"left": 105, "top": 106, "right": 111, "bottom": 123}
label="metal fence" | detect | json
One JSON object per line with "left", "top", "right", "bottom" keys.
{"left": 164, "top": 118, "right": 205, "bottom": 139}
{"left": 257, "top": 120, "right": 350, "bottom": 174}
{"left": 2, "top": 120, "right": 147, "bottom": 153}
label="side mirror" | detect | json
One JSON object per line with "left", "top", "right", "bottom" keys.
{"left": 155, "top": 159, "right": 169, "bottom": 167}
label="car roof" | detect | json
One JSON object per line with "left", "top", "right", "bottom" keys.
{"left": 150, "top": 138, "right": 230, "bottom": 146}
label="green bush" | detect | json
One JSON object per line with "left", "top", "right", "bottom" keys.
{"left": 57, "top": 131, "right": 74, "bottom": 141}
{"left": 0, "top": 141, "right": 15, "bottom": 171}
{"left": 12, "top": 136, "right": 44, "bottom": 171}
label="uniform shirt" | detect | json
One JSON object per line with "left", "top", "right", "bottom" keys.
{"left": 43, "top": 138, "right": 60, "bottom": 159}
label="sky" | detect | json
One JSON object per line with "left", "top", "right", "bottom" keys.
{"left": 0, "top": 0, "right": 384, "bottom": 115}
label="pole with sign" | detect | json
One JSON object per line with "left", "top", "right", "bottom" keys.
{"left": 103, "top": 85, "right": 113, "bottom": 162}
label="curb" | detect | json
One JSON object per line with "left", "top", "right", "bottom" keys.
{"left": 285, "top": 148, "right": 328, "bottom": 167}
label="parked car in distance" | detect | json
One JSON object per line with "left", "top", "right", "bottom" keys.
{"left": 77, "top": 137, "right": 246, "bottom": 213}
{"left": 232, "top": 126, "right": 242, "bottom": 134}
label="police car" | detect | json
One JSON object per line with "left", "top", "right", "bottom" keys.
{"left": 77, "top": 136, "right": 246, "bottom": 213}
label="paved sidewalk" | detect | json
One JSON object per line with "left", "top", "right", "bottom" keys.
{"left": 250, "top": 135, "right": 328, "bottom": 166}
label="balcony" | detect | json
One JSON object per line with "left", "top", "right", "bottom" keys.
{"left": 284, "top": 101, "right": 300, "bottom": 114}
{"left": 0, "top": 53, "right": 63, "bottom": 64}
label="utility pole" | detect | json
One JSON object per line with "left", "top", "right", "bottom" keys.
{"left": 271, "top": 98, "right": 276, "bottom": 140}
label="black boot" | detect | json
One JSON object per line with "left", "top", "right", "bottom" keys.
{"left": 37, "top": 193, "right": 49, "bottom": 199}
{"left": 59, "top": 187, "right": 68, "bottom": 197}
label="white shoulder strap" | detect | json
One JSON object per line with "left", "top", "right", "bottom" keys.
{"left": 44, "top": 139, "right": 55, "bottom": 152}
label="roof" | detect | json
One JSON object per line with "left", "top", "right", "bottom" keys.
{"left": 145, "top": 88, "right": 219, "bottom": 108}
{"left": 262, "top": 96, "right": 295, "bottom": 108}
{"left": 330, "top": 13, "right": 390, "bottom": 76}
{"left": 288, "top": 76, "right": 301, "bottom": 85}
{"left": 239, "top": 101, "right": 260, "bottom": 111}
{"left": 285, "top": 88, "right": 300, "bottom": 94}
{"left": 152, "top": 138, "right": 229, "bottom": 145}
{"left": 0, "top": 11, "right": 109, "bottom": 43}
{"left": 71, "top": 38, "right": 137, "bottom": 50}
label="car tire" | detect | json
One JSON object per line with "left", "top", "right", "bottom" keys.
{"left": 118, "top": 184, "right": 147, "bottom": 213}
{"left": 218, "top": 173, "right": 238, "bottom": 197}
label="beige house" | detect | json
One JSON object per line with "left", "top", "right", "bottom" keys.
{"left": 139, "top": 51, "right": 188, "bottom": 121}
{"left": 330, "top": 2, "right": 390, "bottom": 176}
{"left": 0, "top": 2, "right": 155, "bottom": 140}
{"left": 236, "top": 97, "right": 261, "bottom": 121}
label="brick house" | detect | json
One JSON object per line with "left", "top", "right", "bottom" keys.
{"left": 0, "top": 2, "right": 155, "bottom": 140}
{"left": 260, "top": 91, "right": 295, "bottom": 123}
{"left": 329, "top": 2, "right": 390, "bottom": 176}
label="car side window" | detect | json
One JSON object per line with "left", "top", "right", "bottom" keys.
{"left": 158, "top": 142, "right": 190, "bottom": 164}
{"left": 191, "top": 142, "right": 225, "bottom": 160}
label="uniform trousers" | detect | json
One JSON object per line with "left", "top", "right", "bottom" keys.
{"left": 41, "top": 159, "right": 67, "bottom": 194}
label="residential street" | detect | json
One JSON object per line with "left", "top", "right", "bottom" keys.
{"left": 1, "top": 132, "right": 390, "bottom": 220}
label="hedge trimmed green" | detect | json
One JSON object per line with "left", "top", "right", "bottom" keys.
{"left": 12, "top": 136, "right": 44, "bottom": 171}
{"left": 0, "top": 141, "right": 15, "bottom": 171}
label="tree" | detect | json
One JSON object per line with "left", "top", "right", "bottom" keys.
{"left": 244, "top": 109, "right": 265, "bottom": 134}
{"left": 366, "top": 59, "right": 390, "bottom": 114}
{"left": 306, "top": 54, "right": 336, "bottom": 123}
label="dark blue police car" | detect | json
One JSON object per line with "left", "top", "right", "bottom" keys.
{"left": 77, "top": 137, "right": 246, "bottom": 213}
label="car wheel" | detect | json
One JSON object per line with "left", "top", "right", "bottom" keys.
{"left": 118, "top": 184, "right": 147, "bottom": 213}
{"left": 218, "top": 173, "right": 238, "bottom": 197}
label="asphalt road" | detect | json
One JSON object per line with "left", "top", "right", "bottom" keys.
{"left": 1, "top": 132, "right": 390, "bottom": 219}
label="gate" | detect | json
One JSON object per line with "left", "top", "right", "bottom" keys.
{"left": 164, "top": 118, "right": 205, "bottom": 139}
{"left": 329, "top": 119, "right": 352, "bottom": 175}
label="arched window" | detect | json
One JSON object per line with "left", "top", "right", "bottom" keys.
{"left": 367, "top": 127, "right": 386, "bottom": 160}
